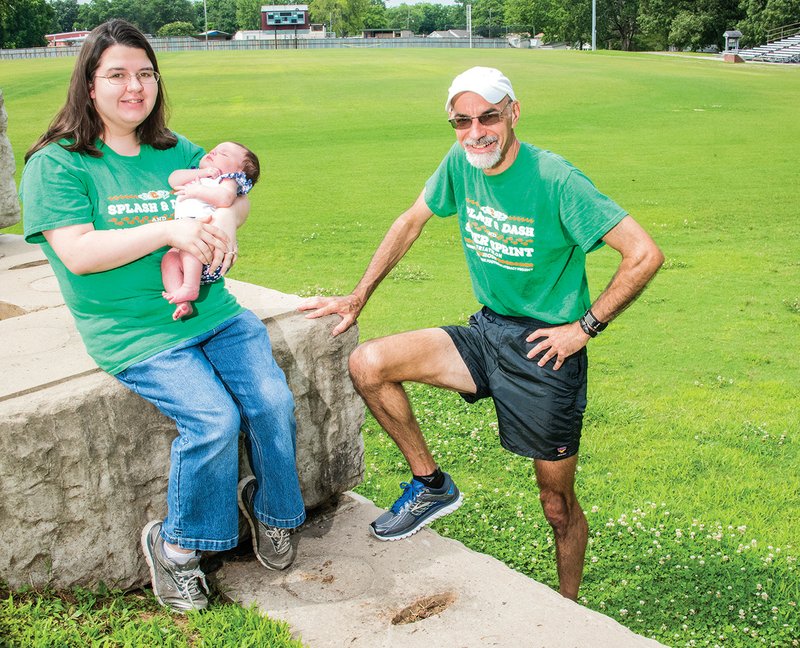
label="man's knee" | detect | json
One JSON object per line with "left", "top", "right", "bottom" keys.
{"left": 539, "top": 488, "right": 574, "bottom": 534}
{"left": 348, "top": 340, "right": 387, "bottom": 389}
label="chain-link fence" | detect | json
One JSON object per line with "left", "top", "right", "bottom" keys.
{"left": 1, "top": 35, "right": 516, "bottom": 60}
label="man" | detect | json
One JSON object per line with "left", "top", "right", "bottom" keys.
{"left": 299, "top": 67, "right": 663, "bottom": 600}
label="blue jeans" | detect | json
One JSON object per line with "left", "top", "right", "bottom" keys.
{"left": 115, "top": 310, "right": 306, "bottom": 552}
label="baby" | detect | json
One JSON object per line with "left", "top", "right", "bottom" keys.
{"left": 163, "top": 141, "right": 260, "bottom": 319}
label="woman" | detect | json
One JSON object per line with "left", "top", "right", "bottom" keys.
{"left": 20, "top": 19, "right": 305, "bottom": 613}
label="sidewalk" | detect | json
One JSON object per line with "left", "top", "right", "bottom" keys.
{"left": 215, "top": 492, "right": 666, "bottom": 648}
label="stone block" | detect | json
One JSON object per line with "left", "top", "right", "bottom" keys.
{"left": 0, "top": 90, "right": 21, "bottom": 229}
{"left": 0, "top": 235, "right": 364, "bottom": 589}
{"left": 0, "top": 233, "right": 61, "bottom": 319}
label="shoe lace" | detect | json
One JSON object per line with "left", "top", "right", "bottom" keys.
{"left": 173, "top": 566, "right": 209, "bottom": 603}
{"left": 265, "top": 526, "right": 291, "bottom": 554}
{"left": 390, "top": 480, "right": 425, "bottom": 514}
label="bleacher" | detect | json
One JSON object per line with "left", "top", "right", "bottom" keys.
{"left": 738, "top": 23, "right": 800, "bottom": 63}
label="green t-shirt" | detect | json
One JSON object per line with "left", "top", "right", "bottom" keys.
{"left": 424, "top": 142, "right": 627, "bottom": 324}
{"left": 21, "top": 135, "right": 244, "bottom": 375}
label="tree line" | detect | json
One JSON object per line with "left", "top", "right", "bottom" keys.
{"left": 1, "top": 0, "right": 798, "bottom": 49}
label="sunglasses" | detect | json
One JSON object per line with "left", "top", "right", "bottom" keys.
{"left": 448, "top": 100, "right": 513, "bottom": 130}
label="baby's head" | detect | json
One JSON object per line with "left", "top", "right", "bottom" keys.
{"left": 200, "top": 141, "right": 260, "bottom": 188}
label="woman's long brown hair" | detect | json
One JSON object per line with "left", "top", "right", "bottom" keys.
{"left": 25, "top": 19, "right": 176, "bottom": 161}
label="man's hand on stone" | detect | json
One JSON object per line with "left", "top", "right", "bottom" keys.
{"left": 297, "top": 294, "right": 363, "bottom": 337}
{"left": 525, "top": 322, "right": 590, "bottom": 371}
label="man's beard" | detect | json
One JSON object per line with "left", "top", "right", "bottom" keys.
{"left": 464, "top": 136, "right": 502, "bottom": 170}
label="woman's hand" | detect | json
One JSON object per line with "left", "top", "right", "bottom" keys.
{"left": 167, "top": 216, "right": 229, "bottom": 267}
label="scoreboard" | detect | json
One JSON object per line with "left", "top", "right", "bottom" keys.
{"left": 266, "top": 10, "right": 305, "bottom": 25}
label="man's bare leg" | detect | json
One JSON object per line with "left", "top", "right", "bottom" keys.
{"left": 534, "top": 455, "right": 588, "bottom": 600}
{"left": 348, "top": 328, "right": 476, "bottom": 474}
{"left": 350, "top": 328, "right": 476, "bottom": 539}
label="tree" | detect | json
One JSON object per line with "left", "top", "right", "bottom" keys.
{"left": 668, "top": 9, "right": 708, "bottom": 49}
{"left": 598, "top": 0, "right": 639, "bottom": 49}
{"left": 738, "top": 0, "right": 800, "bottom": 46}
{"left": 363, "top": 0, "right": 387, "bottom": 29}
{"left": 638, "top": 0, "right": 678, "bottom": 49}
{"left": 309, "top": 0, "right": 369, "bottom": 36}
{"left": 1, "top": 0, "right": 54, "bottom": 47}
{"left": 236, "top": 0, "right": 261, "bottom": 30}
{"left": 158, "top": 20, "right": 196, "bottom": 36}
{"left": 48, "top": 0, "right": 79, "bottom": 33}
{"left": 471, "top": 0, "right": 505, "bottom": 36}
{"left": 75, "top": 0, "right": 195, "bottom": 35}
{"left": 200, "top": 0, "right": 238, "bottom": 33}
{"left": 504, "top": 0, "right": 559, "bottom": 39}
{"left": 75, "top": 0, "right": 113, "bottom": 31}
{"left": 558, "top": 0, "right": 592, "bottom": 46}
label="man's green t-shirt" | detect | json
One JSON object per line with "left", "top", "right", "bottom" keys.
{"left": 21, "top": 135, "right": 244, "bottom": 375}
{"left": 424, "top": 142, "right": 627, "bottom": 324}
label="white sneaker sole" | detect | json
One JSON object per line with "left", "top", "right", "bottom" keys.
{"left": 140, "top": 520, "right": 168, "bottom": 608}
{"left": 370, "top": 492, "right": 464, "bottom": 542}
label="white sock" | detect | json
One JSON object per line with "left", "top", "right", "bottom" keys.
{"left": 163, "top": 542, "right": 197, "bottom": 565}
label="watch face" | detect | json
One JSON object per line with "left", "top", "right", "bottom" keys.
{"left": 584, "top": 310, "right": 606, "bottom": 333}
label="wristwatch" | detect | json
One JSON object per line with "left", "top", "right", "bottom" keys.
{"left": 579, "top": 308, "right": 607, "bottom": 337}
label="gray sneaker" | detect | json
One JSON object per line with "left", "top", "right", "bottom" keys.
{"left": 370, "top": 472, "right": 463, "bottom": 541}
{"left": 140, "top": 520, "right": 209, "bottom": 613}
{"left": 237, "top": 476, "right": 296, "bottom": 570}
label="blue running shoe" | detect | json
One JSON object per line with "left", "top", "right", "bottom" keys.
{"left": 370, "top": 472, "right": 463, "bottom": 541}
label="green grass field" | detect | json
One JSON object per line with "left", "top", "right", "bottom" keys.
{"left": 2, "top": 49, "right": 799, "bottom": 646}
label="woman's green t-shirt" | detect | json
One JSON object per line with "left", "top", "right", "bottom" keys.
{"left": 21, "top": 135, "right": 243, "bottom": 375}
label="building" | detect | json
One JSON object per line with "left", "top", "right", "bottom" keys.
{"left": 45, "top": 31, "right": 90, "bottom": 47}
{"left": 194, "top": 30, "right": 232, "bottom": 41}
{"left": 362, "top": 29, "right": 414, "bottom": 39}
{"left": 427, "top": 29, "right": 470, "bottom": 39}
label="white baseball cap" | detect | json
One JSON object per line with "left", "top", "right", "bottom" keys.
{"left": 445, "top": 66, "right": 516, "bottom": 112}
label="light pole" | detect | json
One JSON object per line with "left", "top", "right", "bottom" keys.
{"left": 466, "top": 3, "right": 472, "bottom": 48}
{"left": 203, "top": 0, "right": 209, "bottom": 49}
{"left": 591, "top": 0, "right": 596, "bottom": 50}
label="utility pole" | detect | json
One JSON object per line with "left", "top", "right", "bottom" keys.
{"left": 592, "top": 0, "right": 596, "bottom": 50}
{"left": 203, "top": 0, "right": 209, "bottom": 49}
{"left": 467, "top": 3, "right": 472, "bottom": 48}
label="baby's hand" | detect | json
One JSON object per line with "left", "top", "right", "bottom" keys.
{"left": 173, "top": 185, "right": 196, "bottom": 201}
{"left": 202, "top": 166, "right": 221, "bottom": 180}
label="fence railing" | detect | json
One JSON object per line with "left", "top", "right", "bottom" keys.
{"left": 1, "top": 36, "right": 510, "bottom": 60}
{"left": 766, "top": 21, "right": 800, "bottom": 43}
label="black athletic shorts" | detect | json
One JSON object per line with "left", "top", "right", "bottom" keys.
{"left": 441, "top": 307, "right": 587, "bottom": 461}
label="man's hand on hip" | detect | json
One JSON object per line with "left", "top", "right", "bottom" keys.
{"left": 526, "top": 322, "right": 590, "bottom": 371}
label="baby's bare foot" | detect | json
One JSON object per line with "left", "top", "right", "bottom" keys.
{"left": 163, "top": 283, "right": 199, "bottom": 304}
{"left": 172, "top": 302, "right": 194, "bottom": 320}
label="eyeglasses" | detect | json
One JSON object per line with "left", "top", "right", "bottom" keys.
{"left": 95, "top": 71, "right": 160, "bottom": 85}
{"left": 448, "top": 100, "right": 513, "bottom": 130}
